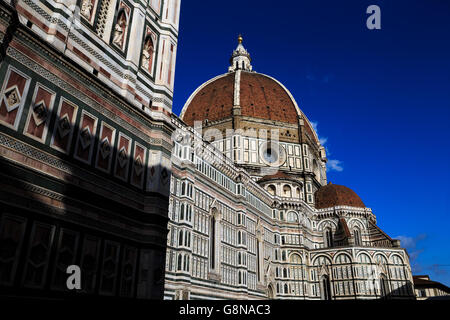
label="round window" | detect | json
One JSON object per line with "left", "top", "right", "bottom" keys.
{"left": 260, "top": 141, "right": 286, "bottom": 166}
{"left": 263, "top": 147, "right": 279, "bottom": 163}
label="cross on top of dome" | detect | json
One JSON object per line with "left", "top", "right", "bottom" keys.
{"left": 229, "top": 35, "right": 253, "bottom": 72}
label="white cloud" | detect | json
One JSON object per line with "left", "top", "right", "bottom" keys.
{"left": 311, "top": 121, "right": 343, "bottom": 172}
{"left": 395, "top": 234, "right": 428, "bottom": 273}
{"left": 396, "top": 234, "right": 427, "bottom": 250}
{"left": 319, "top": 137, "right": 328, "bottom": 145}
{"left": 311, "top": 121, "right": 328, "bottom": 146}
{"left": 326, "top": 159, "right": 344, "bottom": 172}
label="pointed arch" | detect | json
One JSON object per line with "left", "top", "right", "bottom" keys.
{"left": 267, "top": 283, "right": 276, "bottom": 299}
{"left": 142, "top": 34, "right": 155, "bottom": 73}
{"left": 209, "top": 207, "right": 221, "bottom": 272}
{"left": 353, "top": 227, "right": 362, "bottom": 246}
{"left": 320, "top": 275, "right": 332, "bottom": 300}
{"left": 379, "top": 273, "right": 390, "bottom": 299}
{"left": 317, "top": 219, "right": 338, "bottom": 231}
{"left": 324, "top": 228, "right": 333, "bottom": 248}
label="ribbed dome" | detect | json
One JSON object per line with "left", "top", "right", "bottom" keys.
{"left": 315, "top": 183, "right": 366, "bottom": 209}
{"left": 179, "top": 36, "right": 320, "bottom": 147}
{"left": 181, "top": 71, "right": 299, "bottom": 126}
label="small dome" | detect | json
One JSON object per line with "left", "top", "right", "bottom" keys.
{"left": 315, "top": 183, "right": 365, "bottom": 209}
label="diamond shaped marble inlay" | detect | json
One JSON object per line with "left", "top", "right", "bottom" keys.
{"left": 57, "top": 114, "right": 71, "bottom": 138}
{"left": 118, "top": 147, "right": 128, "bottom": 168}
{"left": 134, "top": 156, "right": 144, "bottom": 176}
{"left": 3, "top": 86, "right": 21, "bottom": 112}
{"left": 100, "top": 138, "right": 111, "bottom": 159}
{"left": 32, "top": 101, "right": 48, "bottom": 126}
{"left": 79, "top": 127, "right": 92, "bottom": 149}
{"left": 161, "top": 168, "right": 168, "bottom": 180}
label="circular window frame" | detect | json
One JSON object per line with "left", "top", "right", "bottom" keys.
{"left": 259, "top": 141, "right": 287, "bottom": 166}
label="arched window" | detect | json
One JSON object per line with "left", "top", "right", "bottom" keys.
{"left": 210, "top": 215, "right": 215, "bottom": 269}
{"left": 296, "top": 187, "right": 301, "bottom": 199}
{"left": 354, "top": 228, "right": 362, "bottom": 246}
{"left": 284, "top": 284, "right": 289, "bottom": 294}
{"left": 187, "top": 205, "right": 191, "bottom": 222}
{"left": 185, "top": 256, "right": 190, "bottom": 272}
{"left": 325, "top": 228, "right": 333, "bottom": 248}
{"left": 177, "top": 254, "right": 182, "bottom": 271}
{"left": 178, "top": 230, "right": 183, "bottom": 246}
{"left": 375, "top": 254, "right": 388, "bottom": 265}
{"left": 186, "top": 232, "right": 191, "bottom": 247}
{"left": 257, "top": 238, "right": 261, "bottom": 281}
{"left": 287, "top": 211, "right": 298, "bottom": 222}
{"left": 283, "top": 268, "right": 288, "bottom": 278}
{"left": 180, "top": 204, "right": 184, "bottom": 220}
{"left": 283, "top": 185, "right": 292, "bottom": 197}
{"left": 290, "top": 254, "right": 302, "bottom": 264}
{"left": 267, "top": 185, "right": 276, "bottom": 196}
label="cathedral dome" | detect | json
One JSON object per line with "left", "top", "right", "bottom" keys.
{"left": 179, "top": 36, "right": 320, "bottom": 146}
{"left": 314, "top": 183, "right": 366, "bottom": 209}
{"left": 180, "top": 71, "right": 300, "bottom": 126}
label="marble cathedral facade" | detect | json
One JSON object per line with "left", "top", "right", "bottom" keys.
{"left": 0, "top": 0, "right": 416, "bottom": 302}
{"left": 0, "top": 0, "right": 180, "bottom": 299}
{"left": 164, "top": 37, "right": 415, "bottom": 300}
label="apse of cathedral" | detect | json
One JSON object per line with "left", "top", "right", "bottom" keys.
{"left": 165, "top": 36, "right": 415, "bottom": 300}
{"left": 0, "top": 0, "right": 415, "bottom": 302}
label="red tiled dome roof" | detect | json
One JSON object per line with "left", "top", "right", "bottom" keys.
{"left": 259, "top": 171, "right": 299, "bottom": 183}
{"left": 315, "top": 183, "right": 366, "bottom": 209}
{"left": 181, "top": 73, "right": 235, "bottom": 126}
{"left": 181, "top": 71, "right": 299, "bottom": 126}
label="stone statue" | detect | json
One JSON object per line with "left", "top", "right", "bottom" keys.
{"left": 81, "top": 0, "right": 93, "bottom": 19}
{"left": 142, "top": 38, "right": 154, "bottom": 71}
{"left": 113, "top": 12, "right": 127, "bottom": 48}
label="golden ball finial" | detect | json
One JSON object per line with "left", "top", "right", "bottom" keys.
{"left": 238, "top": 34, "right": 243, "bottom": 44}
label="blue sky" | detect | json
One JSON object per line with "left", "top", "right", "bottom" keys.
{"left": 172, "top": 1, "right": 450, "bottom": 286}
